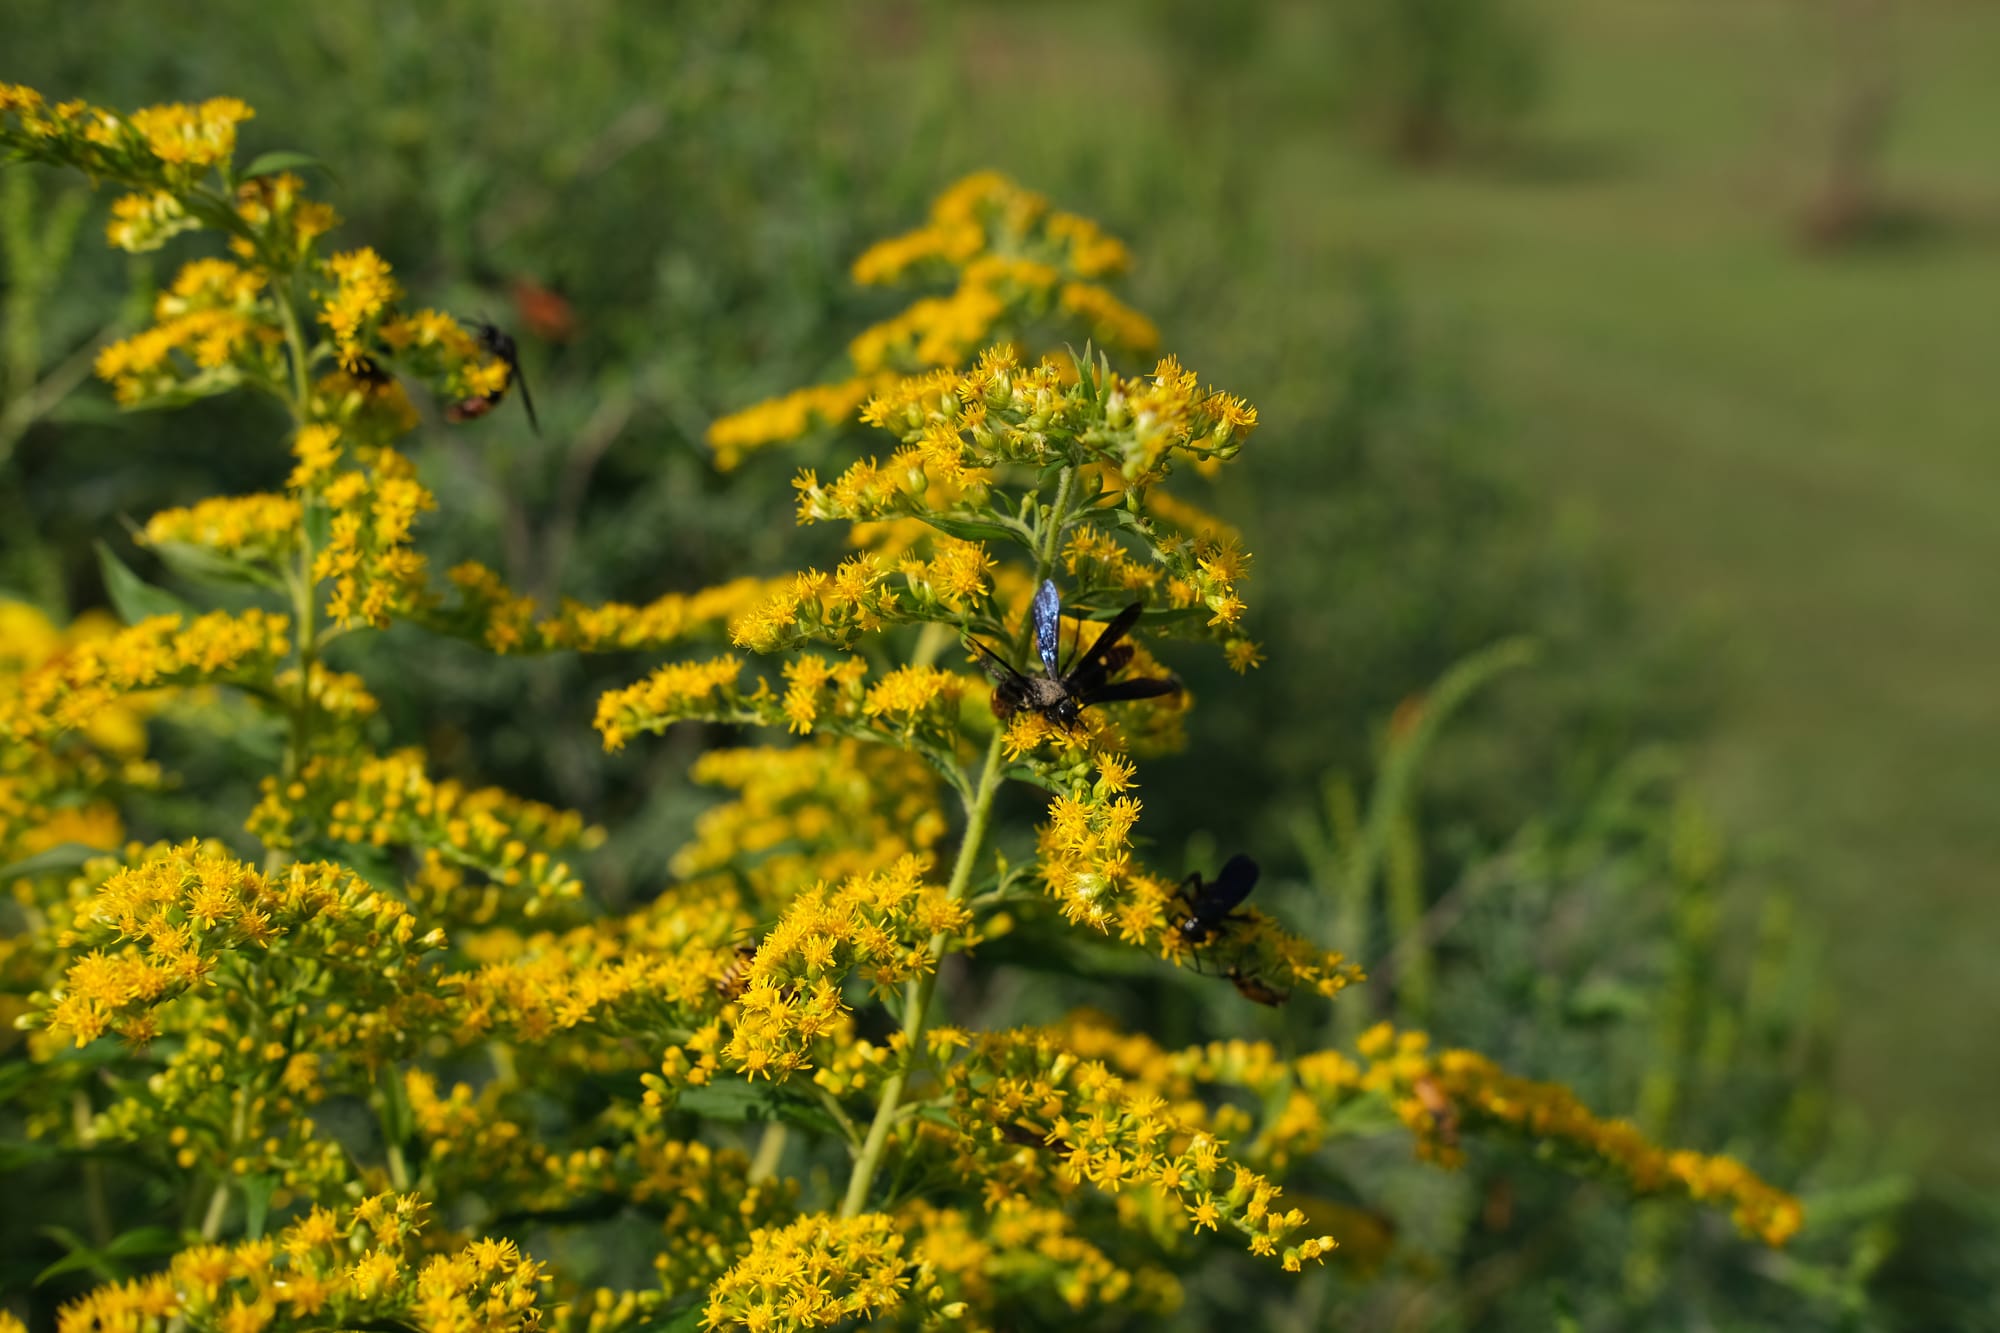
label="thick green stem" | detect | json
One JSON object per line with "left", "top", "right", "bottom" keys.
{"left": 840, "top": 724, "right": 1005, "bottom": 1218}
{"left": 748, "top": 1124, "right": 788, "bottom": 1185}
{"left": 838, "top": 465, "right": 1077, "bottom": 1217}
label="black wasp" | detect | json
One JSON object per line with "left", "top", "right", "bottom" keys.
{"left": 446, "top": 320, "right": 539, "bottom": 434}
{"left": 965, "top": 579, "right": 1178, "bottom": 729}
{"left": 1176, "top": 854, "right": 1290, "bottom": 1006}
{"left": 1175, "top": 853, "right": 1260, "bottom": 945}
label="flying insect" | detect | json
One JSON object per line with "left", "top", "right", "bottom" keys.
{"left": 446, "top": 319, "right": 539, "bottom": 434}
{"left": 964, "top": 580, "right": 1178, "bottom": 730}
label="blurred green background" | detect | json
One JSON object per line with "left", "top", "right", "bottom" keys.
{"left": 5, "top": 0, "right": 1997, "bottom": 1326}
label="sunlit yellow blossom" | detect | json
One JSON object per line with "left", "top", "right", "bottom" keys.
{"left": 594, "top": 656, "right": 755, "bottom": 751}
{"left": 143, "top": 492, "right": 300, "bottom": 569}
{"left": 703, "top": 1213, "right": 916, "bottom": 1332}
{"left": 0, "top": 608, "right": 287, "bottom": 747}
{"left": 129, "top": 96, "right": 252, "bottom": 168}
{"left": 724, "top": 858, "right": 969, "bottom": 1078}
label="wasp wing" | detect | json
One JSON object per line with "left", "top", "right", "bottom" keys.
{"left": 1209, "top": 854, "right": 1260, "bottom": 911}
{"left": 1032, "top": 580, "right": 1063, "bottom": 678}
{"left": 1066, "top": 602, "right": 1144, "bottom": 682}
{"left": 1078, "top": 676, "right": 1179, "bottom": 707}
{"left": 963, "top": 635, "right": 1028, "bottom": 686}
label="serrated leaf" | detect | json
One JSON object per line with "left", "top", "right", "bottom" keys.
{"left": 0, "top": 842, "right": 108, "bottom": 884}
{"left": 240, "top": 150, "right": 334, "bottom": 182}
{"left": 96, "top": 540, "right": 189, "bottom": 625}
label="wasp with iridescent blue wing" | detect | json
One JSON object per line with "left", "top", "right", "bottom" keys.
{"left": 963, "top": 579, "right": 1180, "bottom": 730}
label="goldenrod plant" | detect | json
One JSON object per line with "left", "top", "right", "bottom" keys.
{"left": 2, "top": 84, "right": 1800, "bottom": 1333}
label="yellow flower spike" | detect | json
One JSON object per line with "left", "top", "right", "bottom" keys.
{"left": 0, "top": 608, "right": 289, "bottom": 748}
{"left": 702, "top": 1213, "right": 918, "bottom": 1332}
{"left": 143, "top": 493, "right": 301, "bottom": 570}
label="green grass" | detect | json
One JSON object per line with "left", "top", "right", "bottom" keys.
{"left": 851, "top": 0, "right": 2000, "bottom": 1173}
{"left": 1308, "top": 2, "right": 2000, "bottom": 1171}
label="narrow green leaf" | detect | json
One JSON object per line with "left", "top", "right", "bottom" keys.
{"left": 240, "top": 1175, "right": 277, "bottom": 1240}
{"left": 0, "top": 842, "right": 108, "bottom": 884}
{"left": 150, "top": 538, "right": 286, "bottom": 593}
{"left": 673, "top": 1083, "right": 840, "bottom": 1138}
{"left": 96, "top": 540, "right": 189, "bottom": 624}
{"left": 104, "top": 1225, "right": 181, "bottom": 1259}
{"left": 240, "top": 150, "right": 334, "bottom": 183}
{"left": 35, "top": 1226, "right": 112, "bottom": 1285}
{"left": 919, "top": 511, "right": 1030, "bottom": 547}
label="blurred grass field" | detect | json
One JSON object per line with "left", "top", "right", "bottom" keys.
{"left": 828, "top": 0, "right": 2000, "bottom": 1174}
{"left": 1310, "top": 2, "right": 2000, "bottom": 1171}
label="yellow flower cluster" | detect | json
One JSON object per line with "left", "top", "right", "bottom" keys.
{"left": 708, "top": 171, "right": 1156, "bottom": 467}
{"left": 728, "top": 555, "right": 902, "bottom": 655}
{"left": 410, "top": 1085, "right": 801, "bottom": 1308}
{"left": 248, "top": 747, "right": 601, "bottom": 925}
{"left": 1352, "top": 1023, "right": 1805, "bottom": 1246}
{"left": 53, "top": 1194, "right": 547, "bottom": 1333}
{"left": 128, "top": 96, "right": 256, "bottom": 170}
{"left": 673, "top": 739, "right": 948, "bottom": 906}
{"left": 900, "top": 1198, "right": 1182, "bottom": 1330}
{"left": 0, "top": 592, "right": 152, "bottom": 756}
{"left": 42, "top": 842, "right": 436, "bottom": 1048}
{"left": 1031, "top": 788, "right": 1356, "bottom": 1001}
{"left": 849, "top": 348, "right": 1255, "bottom": 499}
{"left": 701, "top": 1212, "right": 916, "bottom": 1332}
{"left": 379, "top": 307, "right": 509, "bottom": 404}
{"left": 731, "top": 540, "right": 994, "bottom": 655}
{"left": 440, "top": 562, "right": 777, "bottom": 655}
{"left": 594, "top": 655, "right": 760, "bottom": 751}
{"left": 305, "top": 370, "right": 421, "bottom": 444}
{"left": 939, "top": 1025, "right": 1338, "bottom": 1269}
{"left": 95, "top": 257, "right": 282, "bottom": 404}
{"left": 144, "top": 491, "right": 302, "bottom": 571}
{"left": 104, "top": 187, "right": 198, "bottom": 253}
{"left": 0, "top": 608, "right": 288, "bottom": 747}
{"left": 0, "top": 85, "right": 250, "bottom": 191}
{"left": 724, "top": 858, "right": 970, "bottom": 1079}
{"left": 314, "top": 446, "right": 437, "bottom": 627}
{"left": 320, "top": 247, "right": 401, "bottom": 371}
{"left": 852, "top": 171, "right": 1135, "bottom": 287}
{"left": 1049, "top": 1015, "right": 1802, "bottom": 1246}
{"left": 707, "top": 375, "right": 894, "bottom": 472}
{"left": 232, "top": 171, "right": 341, "bottom": 264}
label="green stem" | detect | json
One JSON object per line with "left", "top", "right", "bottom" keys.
{"left": 837, "top": 465, "right": 1078, "bottom": 1218}
{"left": 840, "top": 726, "right": 1005, "bottom": 1218}
{"left": 748, "top": 1124, "right": 788, "bottom": 1185}
{"left": 71, "top": 1090, "right": 112, "bottom": 1247}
